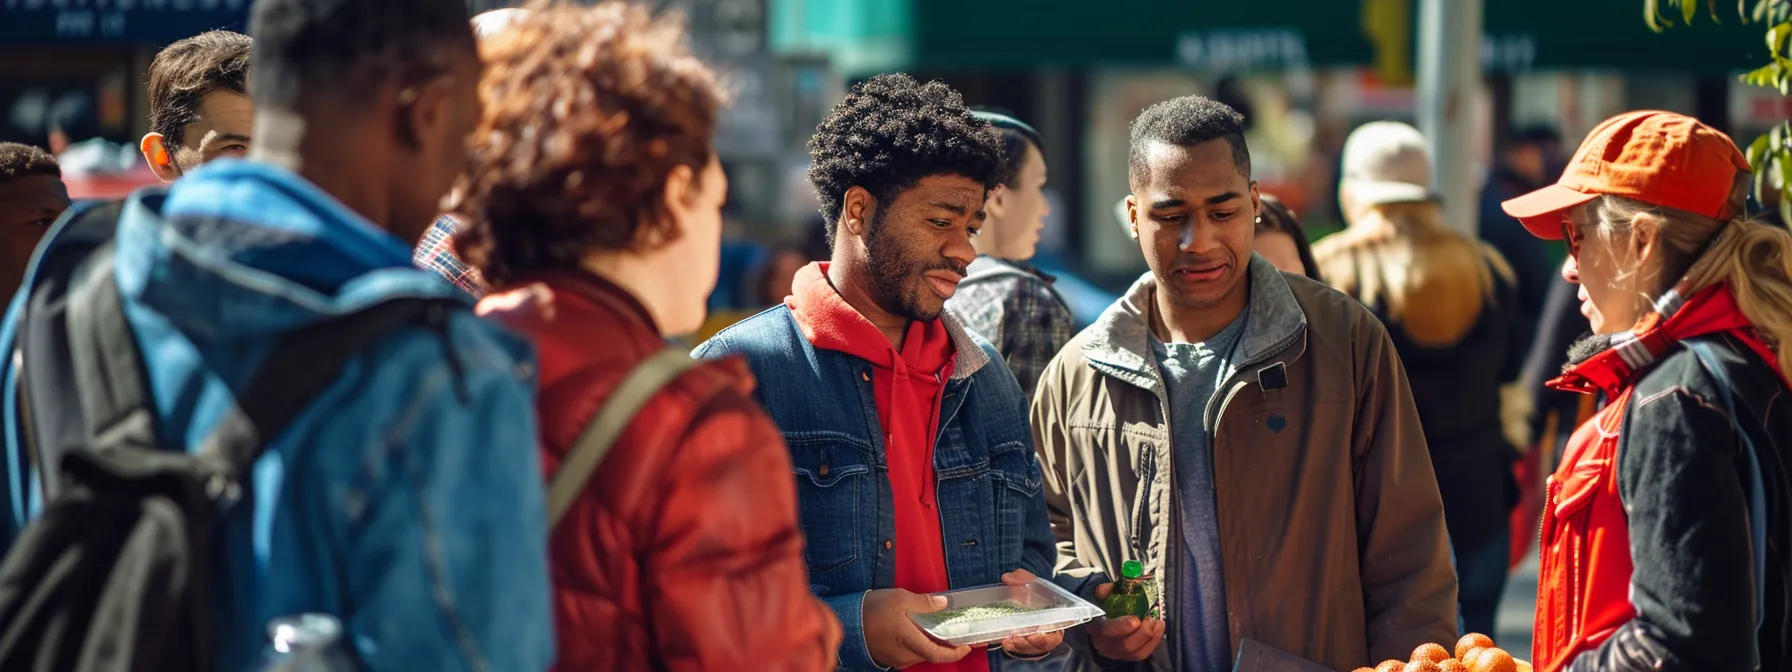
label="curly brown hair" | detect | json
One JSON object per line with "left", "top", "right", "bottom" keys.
{"left": 455, "top": 0, "right": 728, "bottom": 288}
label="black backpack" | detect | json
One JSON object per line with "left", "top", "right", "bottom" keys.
{"left": 0, "top": 200, "right": 462, "bottom": 672}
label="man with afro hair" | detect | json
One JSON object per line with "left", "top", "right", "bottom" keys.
{"left": 696, "top": 74, "right": 1062, "bottom": 671}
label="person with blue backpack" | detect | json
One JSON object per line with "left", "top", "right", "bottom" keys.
{"left": 0, "top": 1, "right": 552, "bottom": 671}
{"left": 1503, "top": 110, "right": 1792, "bottom": 672}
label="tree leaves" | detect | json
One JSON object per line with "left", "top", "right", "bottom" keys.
{"left": 1648, "top": 1, "right": 1792, "bottom": 208}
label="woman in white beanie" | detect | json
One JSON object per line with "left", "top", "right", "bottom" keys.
{"left": 1312, "top": 121, "right": 1524, "bottom": 638}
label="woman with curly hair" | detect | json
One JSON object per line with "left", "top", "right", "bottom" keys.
{"left": 454, "top": 3, "right": 840, "bottom": 669}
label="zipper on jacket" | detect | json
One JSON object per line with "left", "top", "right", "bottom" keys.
{"left": 1201, "top": 326, "right": 1304, "bottom": 432}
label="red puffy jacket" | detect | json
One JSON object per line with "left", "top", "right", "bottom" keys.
{"left": 479, "top": 269, "right": 841, "bottom": 671}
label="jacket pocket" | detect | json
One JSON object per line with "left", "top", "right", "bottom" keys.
{"left": 989, "top": 440, "right": 1043, "bottom": 565}
{"left": 788, "top": 438, "right": 872, "bottom": 577}
{"left": 1537, "top": 456, "right": 1610, "bottom": 662}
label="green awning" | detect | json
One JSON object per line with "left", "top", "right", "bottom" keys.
{"left": 770, "top": 0, "right": 1767, "bottom": 76}
{"left": 771, "top": 0, "right": 1377, "bottom": 75}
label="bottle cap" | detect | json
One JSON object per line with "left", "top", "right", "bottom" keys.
{"left": 1121, "top": 560, "right": 1143, "bottom": 579}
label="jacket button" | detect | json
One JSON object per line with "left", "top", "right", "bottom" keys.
{"left": 884, "top": 540, "right": 893, "bottom": 550}
{"left": 819, "top": 464, "right": 830, "bottom": 477}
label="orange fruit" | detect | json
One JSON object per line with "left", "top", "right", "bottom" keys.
{"left": 1460, "top": 648, "right": 1486, "bottom": 667}
{"left": 1404, "top": 662, "right": 1443, "bottom": 672}
{"left": 1412, "top": 643, "right": 1452, "bottom": 664}
{"left": 1455, "top": 633, "right": 1496, "bottom": 660}
{"left": 1376, "top": 661, "right": 1407, "bottom": 672}
{"left": 1351, "top": 669, "right": 1377, "bottom": 672}
{"left": 1465, "top": 648, "right": 1518, "bottom": 672}
{"left": 1439, "top": 661, "right": 1469, "bottom": 672}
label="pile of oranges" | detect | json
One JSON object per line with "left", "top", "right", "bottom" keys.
{"left": 1350, "top": 633, "right": 1532, "bottom": 672}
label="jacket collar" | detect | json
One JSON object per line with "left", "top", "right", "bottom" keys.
{"left": 1083, "top": 255, "right": 1308, "bottom": 393}
{"left": 966, "top": 255, "right": 1057, "bottom": 284}
{"left": 116, "top": 159, "right": 468, "bottom": 341}
{"left": 782, "top": 262, "right": 991, "bottom": 382}
{"left": 1550, "top": 284, "right": 1768, "bottom": 396}
{"left": 513, "top": 267, "right": 661, "bottom": 335}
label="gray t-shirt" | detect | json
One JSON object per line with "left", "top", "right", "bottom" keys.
{"left": 1151, "top": 308, "right": 1248, "bottom": 672}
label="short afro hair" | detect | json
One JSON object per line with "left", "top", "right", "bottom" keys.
{"left": 147, "top": 30, "right": 252, "bottom": 148}
{"left": 455, "top": 1, "right": 727, "bottom": 288}
{"left": 807, "top": 74, "right": 1005, "bottom": 245}
{"left": 1128, "top": 94, "right": 1251, "bottom": 188}
{"left": 249, "top": 0, "right": 474, "bottom": 109}
{"left": 0, "top": 143, "right": 60, "bottom": 184}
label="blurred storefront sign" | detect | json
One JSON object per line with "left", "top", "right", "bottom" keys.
{"left": 0, "top": 0, "right": 251, "bottom": 45}
{"left": 772, "top": 0, "right": 1759, "bottom": 77}
{"left": 1174, "top": 29, "right": 1309, "bottom": 72}
{"left": 771, "top": 0, "right": 1373, "bottom": 75}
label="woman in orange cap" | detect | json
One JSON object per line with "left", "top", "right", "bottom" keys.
{"left": 1503, "top": 111, "right": 1792, "bottom": 672}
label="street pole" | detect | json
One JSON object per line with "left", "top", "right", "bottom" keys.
{"left": 1416, "top": 0, "right": 1483, "bottom": 236}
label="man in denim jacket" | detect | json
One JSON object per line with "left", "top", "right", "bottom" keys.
{"left": 694, "top": 74, "right": 1058, "bottom": 671}
{"left": 0, "top": 1, "right": 551, "bottom": 670}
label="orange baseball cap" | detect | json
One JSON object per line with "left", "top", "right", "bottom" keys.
{"left": 1501, "top": 110, "right": 1750, "bottom": 240}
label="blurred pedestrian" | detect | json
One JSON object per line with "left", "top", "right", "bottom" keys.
{"left": 1504, "top": 111, "right": 1792, "bottom": 672}
{"left": 456, "top": 4, "right": 841, "bottom": 669}
{"left": 1254, "top": 194, "right": 1321, "bottom": 280}
{"left": 412, "top": 7, "right": 523, "bottom": 298}
{"left": 695, "top": 74, "right": 1061, "bottom": 671}
{"left": 0, "top": 0, "right": 554, "bottom": 669}
{"left": 1313, "top": 121, "right": 1523, "bottom": 638}
{"left": 1480, "top": 124, "right": 1567, "bottom": 371}
{"left": 945, "top": 111, "right": 1074, "bottom": 400}
{"left": 0, "top": 143, "right": 68, "bottom": 299}
{"left": 1035, "top": 97, "right": 1457, "bottom": 671}
{"left": 138, "top": 30, "right": 252, "bottom": 181}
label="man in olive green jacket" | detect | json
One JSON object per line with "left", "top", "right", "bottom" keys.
{"left": 1036, "top": 95, "right": 1457, "bottom": 671}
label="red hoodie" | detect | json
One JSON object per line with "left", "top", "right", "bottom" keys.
{"left": 787, "top": 262, "right": 987, "bottom": 672}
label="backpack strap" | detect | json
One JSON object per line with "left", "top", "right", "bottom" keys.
{"left": 62, "top": 239, "right": 457, "bottom": 492}
{"left": 546, "top": 349, "right": 698, "bottom": 528}
{"left": 1681, "top": 338, "right": 1769, "bottom": 670}
{"left": 64, "top": 241, "right": 156, "bottom": 453}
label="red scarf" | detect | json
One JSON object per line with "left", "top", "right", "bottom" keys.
{"left": 1550, "top": 284, "right": 1784, "bottom": 396}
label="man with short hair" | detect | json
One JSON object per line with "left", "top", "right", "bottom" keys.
{"left": 1033, "top": 95, "right": 1458, "bottom": 671}
{"left": 0, "top": 1, "right": 550, "bottom": 670}
{"left": 695, "top": 74, "right": 1061, "bottom": 672}
{"left": 139, "top": 30, "right": 253, "bottom": 181}
{"left": 409, "top": 7, "right": 521, "bottom": 297}
{"left": 944, "top": 111, "right": 1072, "bottom": 401}
{"left": 0, "top": 143, "right": 68, "bottom": 299}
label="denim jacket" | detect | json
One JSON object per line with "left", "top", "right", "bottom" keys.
{"left": 0, "top": 161, "right": 552, "bottom": 672}
{"left": 694, "top": 306, "right": 1055, "bottom": 671}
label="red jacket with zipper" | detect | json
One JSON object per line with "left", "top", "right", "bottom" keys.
{"left": 1535, "top": 285, "right": 1788, "bottom": 672}
{"left": 479, "top": 269, "right": 841, "bottom": 671}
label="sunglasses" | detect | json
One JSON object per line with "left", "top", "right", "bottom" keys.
{"left": 1560, "top": 220, "right": 1584, "bottom": 257}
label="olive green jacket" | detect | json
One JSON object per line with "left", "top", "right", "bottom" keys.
{"left": 1034, "top": 257, "right": 1459, "bottom": 671}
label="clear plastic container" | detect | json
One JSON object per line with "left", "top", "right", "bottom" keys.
{"left": 908, "top": 577, "right": 1104, "bottom": 647}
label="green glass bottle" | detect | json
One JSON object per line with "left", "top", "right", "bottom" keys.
{"left": 1102, "top": 560, "right": 1150, "bottom": 619}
